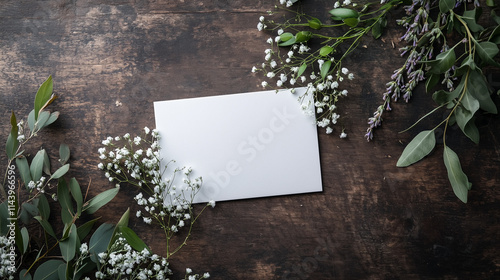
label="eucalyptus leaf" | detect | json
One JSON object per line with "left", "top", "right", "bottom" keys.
{"left": 57, "top": 178, "right": 74, "bottom": 225}
{"left": 77, "top": 217, "right": 101, "bottom": 241}
{"left": 50, "top": 164, "right": 70, "bottom": 180}
{"left": 89, "top": 223, "right": 114, "bottom": 264}
{"left": 19, "top": 269, "right": 32, "bottom": 280}
{"left": 27, "top": 110, "right": 35, "bottom": 133}
{"left": 42, "top": 147, "right": 51, "bottom": 176}
{"left": 455, "top": 105, "right": 480, "bottom": 144}
{"left": 119, "top": 226, "right": 150, "bottom": 252}
{"left": 30, "top": 150, "right": 46, "bottom": 182}
{"left": 59, "top": 223, "right": 78, "bottom": 261}
{"left": 33, "top": 75, "right": 53, "bottom": 121}
{"left": 44, "top": 111, "right": 59, "bottom": 128}
{"left": 16, "top": 157, "right": 32, "bottom": 186}
{"left": 37, "top": 194, "right": 50, "bottom": 220}
{"left": 397, "top": 130, "right": 436, "bottom": 167}
{"left": 33, "top": 216, "right": 57, "bottom": 239}
{"left": 443, "top": 146, "right": 470, "bottom": 203}
{"left": 6, "top": 112, "right": 19, "bottom": 160}
{"left": 0, "top": 202, "right": 8, "bottom": 235}
{"left": 59, "top": 143, "right": 70, "bottom": 165}
{"left": 21, "top": 227, "right": 29, "bottom": 254}
{"left": 68, "top": 177, "right": 83, "bottom": 216}
{"left": 33, "top": 259, "right": 63, "bottom": 280}
{"left": 33, "top": 111, "right": 51, "bottom": 133}
{"left": 82, "top": 186, "right": 120, "bottom": 214}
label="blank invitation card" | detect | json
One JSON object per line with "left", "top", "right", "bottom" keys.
{"left": 153, "top": 87, "right": 322, "bottom": 203}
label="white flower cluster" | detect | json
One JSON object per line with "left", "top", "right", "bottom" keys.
{"left": 26, "top": 176, "right": 46, "bottom": 193}
{"left": 185, "top": 268, "right": 211, "bottom": 280}
{"left": 89, "top": 237, "right": 172, "bottom": 280}
{"left": 0, "top": 236, "right": 15, "bottom": 280}
{"left": 98, "top": 127, "right": 211, "bottom": 233}
{"left": 253, "top": 21, "right": 355, "bottom": 138}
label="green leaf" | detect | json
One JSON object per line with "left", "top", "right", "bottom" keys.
{"left": 372, "top": 17, "right": 386, "bottom": 39}
{"left": 279, "top": 32, "right": 294, "bottom": 42}
{"left": 16, "top": 157, "right": 32, "bottom": 186}
{"left": 295, "top": 31, "right": 312, "bottom": 43}
{"left": 329, "top": 8, "right": 359, "bottom": 20}
{"left": 30, "top": 149, "right": 46, "bottom": 182}
{"left": 110, "top": 209, "right": 131, "bottom": 246}
{"left": 461, "top": 9, "right": 484, "bottom": 33}
{"left": 397, "top": 130, "right": 436, "bottom": 167}
{"left": 34, "top": 111, "right": 51, "bottom": 133}
{"left": 57, "top": 178, "right": 74, "bottom": 225}
{"left": 34, "top": 216, "right": 57, "bottom": 239}
{"left": 89, "top": 223, "right": 114, "bottom": 264}
{"left": 44, "top": 111, "right": 59, "bottom": 127}
{"left": 0, "top": 202, "right": 9, "bottom": 235}
{"left": 42, "top": 147, "right": 51, "bottom": 176}
{"left": 34, "top": 75, "right": 54, "bottom": 121}
{"left": 486, "top": 0, "right": 495, "bottom": 6}
{"left": 455, "top": 104, "right": 480, "bottom": 144}
{"left": 59, "top": 143, "right": 70, "bottom": 165}
{"left": 475, "top": 41, "right": 500, "bottom": 67}
{"left": 488, "top": 24, "right": 500, "bottom": 44}
{"left": 27, "top": 110, "right": 35, "bottom": 132}
{"left": 278, "top": 36, "right": 296, "bottom": 47}
{"left": 33, "top": 259, "right": 63, "bottom": 280}
{"left": 308, "top": 18, "right": 322, "bottom": 29}
{"left": 6, "top": 112, "right": 19, "bottom": 160}
{"left": 50, "top": 164, "right": 70, "bottom": 180}
{"left": 319, "top": 46, "right": 333, "bottom": 57}
{"left": 344, "top": 17, "right": 359, "bottom": 27}
{"left": 57, "top": 264, "right": 66, "bottom": 280}
{"left": 425, "top": 48, "right": 456, "bottom": 74}
{"left": 82, "top": 186, "right": 120, "bottom": 214}
{"left": 119, "top": 226, "right": 150, "bottom": 252}
{"left": 22, "top": 201, "right": 39, "bottom": 218}
{"left": 297, "top": 63, "right": 307, "bottom": 78}
{"left": 77, "top": 217, "right": 101, "bottom": 241}
{"left": 439, "top": 0, "right": 455, "bottom": 13}
{"left": 37, "top": 194, "right": 50, "bottom": 220}
{"left": 19, "top": 269, "right": 32, "bottom": 280}
{"left": 68, "top": 178, "right": 83, "bottom": 216}
{"left": 21, "top": 227, "right": 29, "bottom": 254}
{"left": 443, "top": 146, "right": 471, "bottom": 203}
{"left": 425, "top": 73, "right": 441, "bottom": 92}
{"left": 320, "top": 60, "right": 331, "bottom": 80}
{"left": 59, "top": 223, "right": 78, "bottom": 261}
{"left": 468, "top": 69, "right": 498, "bottom": 114}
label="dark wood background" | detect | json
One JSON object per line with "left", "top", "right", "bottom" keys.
{"left": 1, "top": 0, "right": 499, "bottom": 279}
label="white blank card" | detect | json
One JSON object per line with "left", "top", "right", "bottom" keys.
{"left": 153, "top": 87, "right": 322, "bottom": 203}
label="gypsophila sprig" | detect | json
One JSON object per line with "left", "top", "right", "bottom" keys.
{"left": 98, "top": 128, "right": 215, "bottom": 261}
{"left": 254, "top": 0, "right": 403, "bottom": 136}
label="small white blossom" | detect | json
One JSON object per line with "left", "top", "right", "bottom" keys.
{"left": 340, "top": 131, "right": 348, "bottom": 138}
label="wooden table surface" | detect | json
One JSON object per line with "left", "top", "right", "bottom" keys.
{"left": 1, "top": 0, "right": 499, "bottom": 279}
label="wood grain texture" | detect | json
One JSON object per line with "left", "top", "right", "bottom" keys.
{"left": 1, "top": 0, "right": 499, "bottom": 279}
